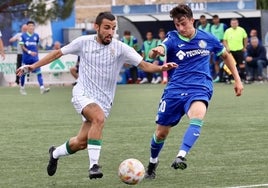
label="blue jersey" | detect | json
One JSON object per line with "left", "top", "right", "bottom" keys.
{"left": 20, "top": 32, "right": 39, "bottom": 64}
{"left": 162, "top": 29, "right": 224, "bottom": 96}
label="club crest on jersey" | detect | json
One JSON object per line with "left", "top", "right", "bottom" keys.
{"left": 176, "top": 50, "right": 186, "bottom": 60}
{"left": 198, "top": 40, "right": 207, "bottom": 48}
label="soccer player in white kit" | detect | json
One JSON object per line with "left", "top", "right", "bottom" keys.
{"left": 16, "top": 12, "right": 177, "bottom": 179}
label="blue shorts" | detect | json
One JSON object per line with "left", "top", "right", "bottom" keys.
{"left": 156, "top": 90, "right": 212, "bottom": 126}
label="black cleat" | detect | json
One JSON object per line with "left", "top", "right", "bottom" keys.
{"left": 144, "top": 161, "right": 159, "bottom": 179}
{"left": 171, "top": 156, "right": 187, "bottom": 170}
{"left": 47, "top": 146, "right": 58, "bottom": 176}
{"left": 89, "top": 164, "right": 103, "bottom": 179}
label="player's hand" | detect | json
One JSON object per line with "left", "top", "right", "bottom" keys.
{"left": 29, "top": 51, "right": 37, "bottom": 56}
{"left": 234, "top": 80, "right": 243, "bottom": 96}
{"left": 161, "top": 62, "right": 178, "bottom": 71}
{"left": 0, "top": 52, "right": 5, "bottom": 60}
{"left": 152, "top": 46, "right": 165, "bottom": 56}
{"left": 149, "top": 46, "right": 165, "bottom": 59}
{"left": 16, "top": 65, "right": 34, "bottom": 76}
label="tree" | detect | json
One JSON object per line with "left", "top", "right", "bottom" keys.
{"left": 0, "top": 0, "right": 75, "bottom": 24}
{"left": 257, "top": 0, "right": 268, "bottom": 10}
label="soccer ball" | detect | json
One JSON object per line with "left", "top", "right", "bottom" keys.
{"left": 118, "top": 158, "right": 145, "bottom": 185}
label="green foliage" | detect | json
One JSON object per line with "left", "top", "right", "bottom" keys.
{"left": 0, "top": 0, "right": 75, "bottom": 24}
{"left": 0, "top": 84, "right": 268, "bottom": 187}
{"left": 257, "top": 0, "right": 268, "bottom": 10}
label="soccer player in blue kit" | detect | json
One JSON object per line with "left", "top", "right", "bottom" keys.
{"left": 19, "top": 21, "right": 49, "bottom": 95}
{"left": 145, "top": 4, "right": 244, "bottom": 179}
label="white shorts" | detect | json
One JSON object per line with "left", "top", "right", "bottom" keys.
{"left": 71, "top": 95, "right": 109, "bottom": 121}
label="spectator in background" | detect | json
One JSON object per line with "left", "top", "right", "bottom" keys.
{"left": 248, "top": 29, "right": 261, "bottom": 45}
{"left": 245, "top": 36, "right": 267, "bottom": 82}
{"left": 70, "top": 56, "right": 80, "bottom": 86}
{"left": 139, "top": 31, "right": 158, "bottom": 84}
{"left": 19, "top": 20, "right": 50, "bottom": 95}
{"left": 53, "top": 41, "right": 61, "bottom": 50}
{"left": 198, "top": 15, "right": 211, "bottom": 33}
{"left": 0, "top": 30, "right": 5, "bottom": 60}
{"left": 9, "top": 24, "right": 28, "bottom": 86}
{"left": 121, "top": 30, "right": 139, "bottom": 84}
{"left": 223, "top": 18, "right": 248, "bottom": 82}
{"left": 157, "top": 28, "right": 168, "bottom": 84}
{"left": 210, "top": 15, "right": 228, "bottom": 82}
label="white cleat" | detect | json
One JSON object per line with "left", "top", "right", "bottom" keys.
{"left": 41, "top": 87, "right": 50, "bottom": 94}
{"left": 20, "top": 88, "right": 27, "bottom": 95}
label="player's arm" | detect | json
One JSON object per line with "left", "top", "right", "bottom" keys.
{"left": 0, "top": 37, "right": 5, "bottom": 60}
{"left": 138, "top": 60, "right": 177, "bottom": 73}
{"left": 9, "top": 35, "right": 17, "bottom": 43}
{"left": 16, "top": 50, "right": 63, "bottom": 76}
{"left": 221, "top": 51, "right": 243, "bottom": 96}
{"left": 243, "top": 37, "right": 248, "bottom": 52}
{"left": 149, "top": 46, "right": 165, "bottom": 59}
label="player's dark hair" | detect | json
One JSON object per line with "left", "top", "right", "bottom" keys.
{"left": 158, "top": 28, "right": 165, "bottom": 33}
{"left": 170, "top": 4, "right": 193, "bottom": 20}
{"left": 212, "top": 14, "right": 219, "bottom": 19}
{"left": 231, "top": 18, "right": 238, "bottom": 22}
{"left": 200, "top": 15, "right": 206, "bottom": 18}
{"left": 124, "top": 30, "right": 131, "bottom": 35}
{"left": 27, "top": 20, "right": 35, "bottom": 25}
{"left": 95, "top": 12, "right": 116, "bottom": 26}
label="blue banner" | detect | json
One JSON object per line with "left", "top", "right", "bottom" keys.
{"left": 112, "top": 0, "right": 256, "bottom": 15}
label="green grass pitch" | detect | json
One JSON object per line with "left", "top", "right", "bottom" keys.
{"left": 0, "top": 83, "right": 268, "bottom": 188}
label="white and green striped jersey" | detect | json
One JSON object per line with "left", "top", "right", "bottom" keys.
{"left": 61, "top": 35, "right": 142, "bottom": 115}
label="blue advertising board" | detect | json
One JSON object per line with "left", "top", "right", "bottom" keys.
{"left": 112, "top": 0, "right": 256, "bottom": 15}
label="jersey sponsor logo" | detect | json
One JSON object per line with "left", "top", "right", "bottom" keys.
{"left": 176, "top": 50, "right": 186, "bottom": 60}
{"left": 25, "top": 41, "right": 37, "bottom": 46}
{"left": 176, "top": 48, "right": 210, "bottom": 60}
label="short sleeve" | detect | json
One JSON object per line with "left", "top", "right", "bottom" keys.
{"left": 211, "top": 36, "right": 225, "bottom": 56}
{"left": 121, "top": 43, "right": 143, "bottom": 66}
{"left": 61, "top": 36, "right": 82, "bottom": 56}
{"left": 243, "top": 28, "right": 248, "bottom": 38}
{"left": 19, "top": 34, "right": 25, "bottom": 45}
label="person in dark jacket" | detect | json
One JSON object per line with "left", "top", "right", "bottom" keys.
{"left": 245, "top": 36, "right": 267, "bottom": 81}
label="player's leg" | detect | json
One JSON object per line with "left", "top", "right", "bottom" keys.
{"left": 145, "top": 124, "right": 171, "bottom": 179}
{"left": 81, "top": 103, "right": 105, "bottom": 179}
{"left": 19, "top": 73, "right": 27, "bottom": 95}
{"left": 33, "top": 68, "right": 50, "bottom": 94}
{"left": 145, "top": 97, "right": 183, "bottom": 179}
{"left": 15, "top": 54, "right": 22, "bottom": 85}
{"left": 172, "top": 100, "right": 207, "bottom": 170}
{"left": 47, "top": 121, "right": 90, "bottom": 176}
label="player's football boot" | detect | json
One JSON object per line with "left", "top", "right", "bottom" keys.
{"left": 47, "top": 146, "right": 58, "bottom": 176}
{"left": 20, "top": 88, "right": 27, "bottom": 95}
{"left": 144, "top": 161, "right": 159, "bottom": 179}
{"left": 171, "top": 156, "right": 187, "bottom": 170}
{"left": 40, "top": 87, "right": 50, "bottom": 94}
{"left": 89, "top": 164, "right": 103, "bottom": 179}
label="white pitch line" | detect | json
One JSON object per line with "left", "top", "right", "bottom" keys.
{"left": 226, "top": 184, "right": 268, "bottom": 188}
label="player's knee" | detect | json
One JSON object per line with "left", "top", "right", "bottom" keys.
{"left": 91, "top": 115, "right": 105, "bottom": 129}
{"left": 155, "top": 130, "right": 168, "bottom": 140}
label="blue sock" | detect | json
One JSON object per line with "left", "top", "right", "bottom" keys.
{"left": 150, "top": 133, "right": 165, "bottom": 162}
{"left": 179, "top": 118, "right": 203, "bottom": 154}
{"left": 37, "top": 73, "right": 44, "bottom": 86}
{"left": 20, "top": 74, "right": 25, "bottom": 87}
